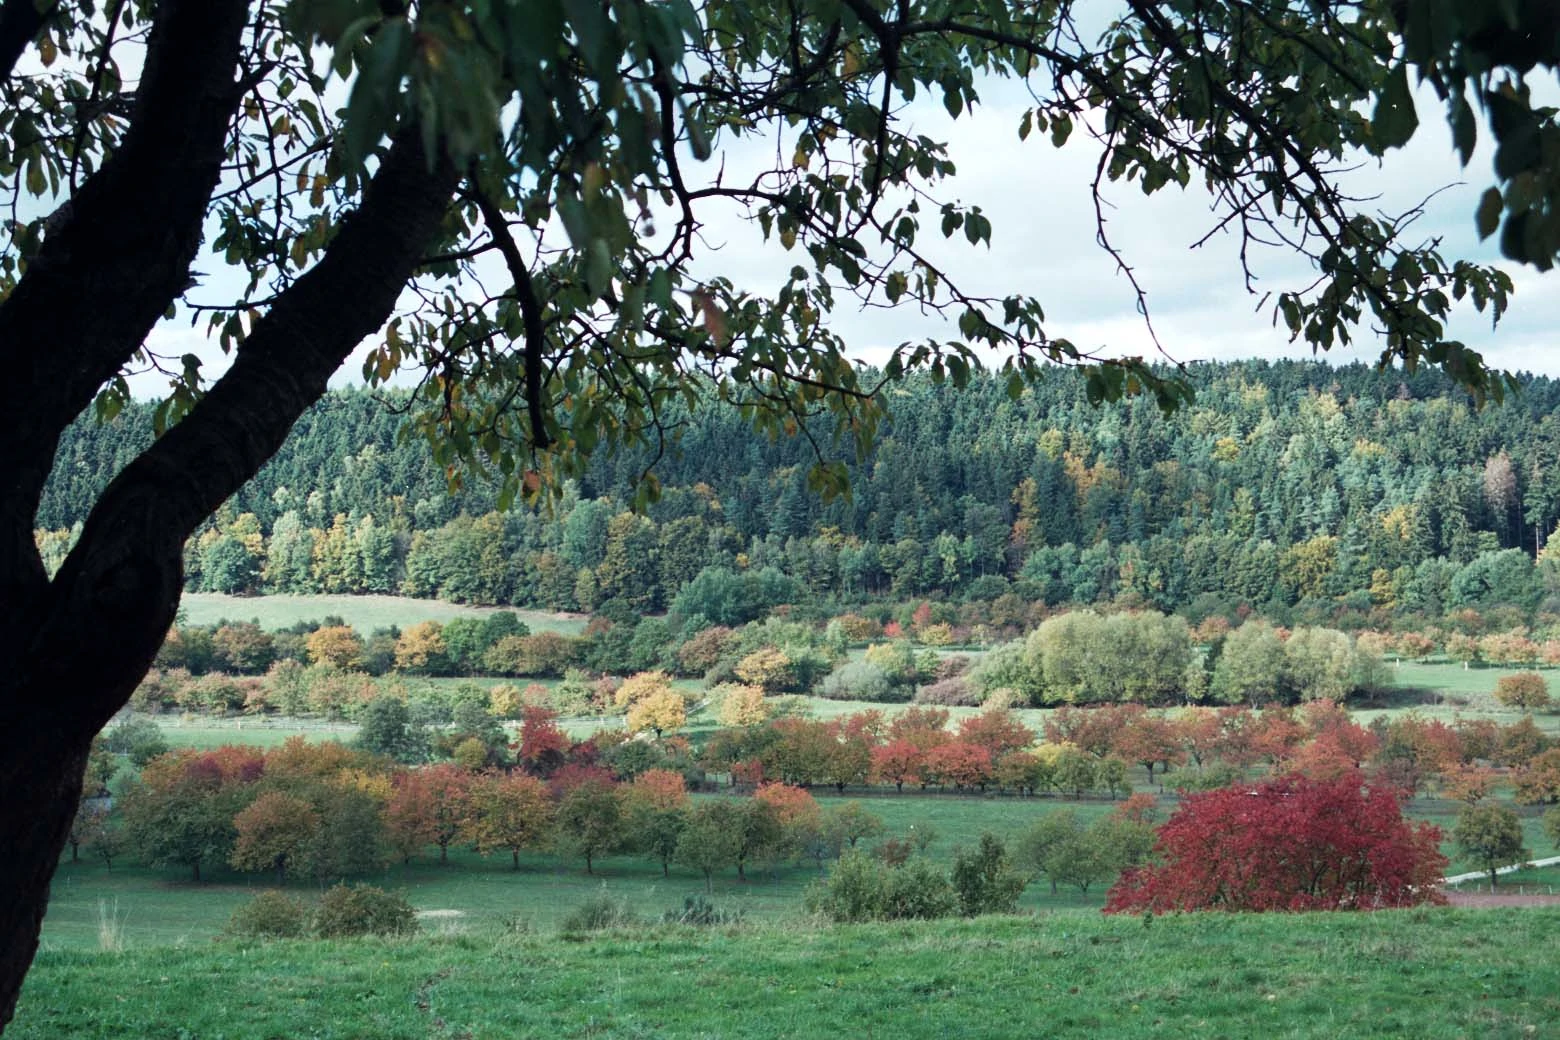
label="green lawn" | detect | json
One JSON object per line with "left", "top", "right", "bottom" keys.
{"left": 16, "top": 909, "right": 1560, "bottom": 1038}
{"left": 180, "top": 593, "right": 586, "bottom": 635}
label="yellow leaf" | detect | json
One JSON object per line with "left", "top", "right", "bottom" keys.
{"left": 39, "top": 35, "right": 56, "bottom": 67}
{"left": 780, "top": 227, "right": 796, "bottom": 250}
{"left": 792, "top": 146, "right": 809, "bottom": 170}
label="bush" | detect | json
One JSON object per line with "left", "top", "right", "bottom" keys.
{"left": 661, "top": 895, "right": 743, "bottom": 927}
{"left": 313, "top": 883, "right": 418, "bottom": 938}
{"left": 805, "top": 849, "right": 957, "bottom": 923}
{"left": 1494, "top": 672, "right": 1551, "bottom": 711}
{"left": 559, "top": 892, "right": 641, "bottom": 933}
{"left": 951, "top": 834, "right": 1027, "bottom": 916}
{"left": 226, "top": 891, "right": 311, "bottom": 939}
{"left": 816, "top": 660, "right": 895, "bottom": 702}
{"left": 1106, "top": 772, "right": 1446, "bottom": 913}
{"left": 912, "top": 676, "right": 980, "bottom": 707}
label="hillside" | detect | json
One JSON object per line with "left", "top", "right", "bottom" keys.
{"left": 38, "top": 360, "right": 1560, "bottom": 623}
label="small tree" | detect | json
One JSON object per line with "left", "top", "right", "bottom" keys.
{"left": 676, "top": 801, "right": 745, "bottom": 893}
{"left": 626, "top": 689, "right": 688, "bottom": 739}
{"left": 951, "top": 834, "right": 1027, "bottom": 916}
{"left": 553, "top": 778, "right": 625, "bottom": 875}
{"left": 230, "top": 791, "right": 320, "bottom": 884}
{"left": 464, "top": 771, "right": 553, "bottom": 869}
{"left": 1493, "top": 672, "right": 1551, "bottom": 711}
{"left": 1452, "top": 803, "right": 1529, "bottom": 890}
{"left": 1105, "top": 772, "right": 1446, "bottom": 913}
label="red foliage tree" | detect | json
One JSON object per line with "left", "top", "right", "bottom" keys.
{"left": 958, "top": 708, "right": 1036, "bottom": 758}
{"left": 516, "top": 705, "right": 570, "bottom": 776}
{"left": 384, "top": 764, "right": 472, "bottom": 864}
{"left": 1111, "top": 711, "right": 1184, "bottom": 785}
{"left": 923, "top": 741, "right": 994, "bottom": 791}
{"left": 870, "top": 740, "right": 925, "bottom": 792}
{"left": 1105, "top": 772, "right": 1446, "bottom": 913}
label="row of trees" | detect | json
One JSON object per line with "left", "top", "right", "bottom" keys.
{"left": 103, "top": 737, "right": 910, "bottom": 889}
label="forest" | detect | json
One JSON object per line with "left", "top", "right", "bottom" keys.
{"left": 37, "top": 359, "right": 1560, "bottom": 627}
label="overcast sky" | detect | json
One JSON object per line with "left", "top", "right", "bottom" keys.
{"left": 137, "top": 73, "right": 1559, "bottom": 400}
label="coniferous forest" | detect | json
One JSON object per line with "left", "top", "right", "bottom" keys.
{"left": 37, "top": 360, "right": 1560, "bottom": 627}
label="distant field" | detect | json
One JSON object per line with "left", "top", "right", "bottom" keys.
{"left": 154, "top": 716, "right": 359, "bottom": 750}
{"left": 180, "top": 593, "right": 587, "bottom": 635}
{"left": 18, "top": 909, "right": 1560, "bottom": 1038}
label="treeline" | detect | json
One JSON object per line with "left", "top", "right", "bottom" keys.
{"left": 78, "top": 695, "right": 1560, "bottom": 896}
{"left": 37, "top": 360, "right": 1560, "bottom": 622}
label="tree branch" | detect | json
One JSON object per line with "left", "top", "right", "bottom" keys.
{"left": 27, "top": 127, "right": 458, "bottom": 736}
{"left": 0, "top": 0, "right": 55, "bottom": 83}
{"left": 469, "top": 180, "right": 552, "bottom": 450}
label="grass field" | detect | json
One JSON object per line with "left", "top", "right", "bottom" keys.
{"left": 180, "top": 593, "right": 587, "bottom": 635}
{"left": 15, "top": 908, "right": 1560, "bottom": 1038}
{"left": 38, "top": 792, "right": 1120, "bottom": 951}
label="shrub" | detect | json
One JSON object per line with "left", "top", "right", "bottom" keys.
{"left": 912, "top": 676, "right": 980, "bottom": 706}
{"left": 313, "top": 883, "right": 418, "bottom": 938}
{"left": 1494, "top": 672, "right": 1550, "bottom": 711}
{"left": 1106, "top": 772, "right": 1446, "bottom": 913}
{"left": 951, "top": 834, "right": 1027, "bottom": 916}
{"left": 661, "top": 895, "right": 743, "bottom": 927}
{"left": 227, "top": 891, "right": 310, "bottom": 939}
{"left": 559, "top": 892, "right": 641, "bottom": 933}
{"left": 805, "top": 849, "right": 957, "bottom": 923}
{"left": 816, "top": 660, "right": 895, "bottom": 702}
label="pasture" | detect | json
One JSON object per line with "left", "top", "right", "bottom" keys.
{"left": 39, "top": 792, "right": 1120, "bottom": 951}
{"left": 16, "top": 909, "right": 1560, "bottom": 1038}
{"left": 180, "top": 592, "right": 586, "bottom": 635}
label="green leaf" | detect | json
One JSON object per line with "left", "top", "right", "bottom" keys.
{"left": 1476, "top": 187, "right": 1504, "bottom": 241}
{"left": 1371, "top": 63, "right": 1418, "bottom": 152}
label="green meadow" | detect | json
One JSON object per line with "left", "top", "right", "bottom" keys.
{"left": 180, "top": 593, "right": 586, "bottom": 636}
{"left": 16, "top": 909, "right": 1560, "bottom": 1039}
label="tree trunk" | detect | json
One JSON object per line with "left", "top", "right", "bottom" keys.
{"left": 0, "top": 743, "right": 87, "bottom": 1028}
{"left": 0, "top": 118, "right": 457, "bottom": 1026}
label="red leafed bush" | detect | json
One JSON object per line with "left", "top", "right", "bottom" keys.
{"left": 1104, "top": 771, "right": 1446, "bottom": 913}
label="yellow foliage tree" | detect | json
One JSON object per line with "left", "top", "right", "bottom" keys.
{"left": 626, "top": 689, "right": 687, "bottom": 739}
{"left": 393, "top": 621, "right": 447, "bottom": 673}
{"left": 734, "top": 646, "right": 793, "bottom": 691}
{"left": 614, "top": 670, "right": 674, "bottom": 710}
{"left": 715, "top": 683, "right": 769, "bottom": 727}
{"left": 305, "top": 625, "right": 363, "bottom": 669}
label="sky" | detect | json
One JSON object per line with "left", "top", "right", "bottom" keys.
{"left": 134, "top": 64, "right": 1560, "bottom": 400}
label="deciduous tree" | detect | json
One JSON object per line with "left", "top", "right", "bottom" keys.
{"left": 1453, "top": 803, "right": 1528, "bottom": 889}
{"left": 1105, "top": 772, "right": 1446, "bottom": 913}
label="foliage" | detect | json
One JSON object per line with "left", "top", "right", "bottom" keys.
{"left": 312, "top": 884, "right": 418, "bottom": 939}
{"left": 1106, "top": 772, "right": 1446, "bottom": 913}
{"left": 950, "top": 834, "right": 1026, "bottom": 917}
{"left": 1494, "top": 672, "right": 1551, "bottom": 711}
{"left": 1452, "top": 803, "right": 1529, "bottom": 889}
{"left": 225, "top": 891, "right": 312, "bottom": 940}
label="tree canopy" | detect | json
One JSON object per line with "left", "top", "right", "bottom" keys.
{"left": 3, "top": 0, "right": 1560, "bottom": 1029}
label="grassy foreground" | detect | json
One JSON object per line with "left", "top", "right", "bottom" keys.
{"left": 15, "top": 909, "right": 1559, "bottom": 1038}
